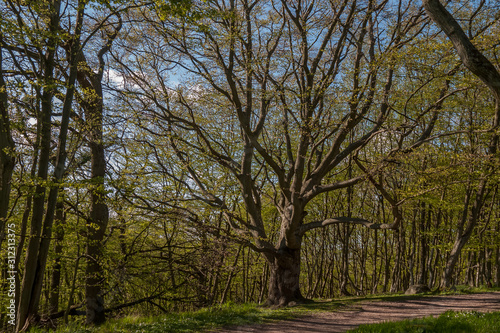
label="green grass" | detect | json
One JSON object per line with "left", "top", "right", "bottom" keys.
{"left": 437, "top": 285, "right": 500, "bottom": 295}
{"left": 349, "top": 311, "right": 500, "bottom": 333}
{"left": 27, "top": 301, "right": 337, "bottom": 333}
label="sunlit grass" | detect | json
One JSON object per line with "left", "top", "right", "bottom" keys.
{"left": 27, "top": 302, "right": 325, "bottom": 333}
{"left": 350, "top": 310, "right": 500, "bottom": 333}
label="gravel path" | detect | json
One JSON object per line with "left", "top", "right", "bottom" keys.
{"left": 216, "top": 292, "right": 500, "bottom": 332}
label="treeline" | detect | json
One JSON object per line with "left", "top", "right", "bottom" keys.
{"left": 1, "top": 0, "right": 500, "bottom": 332}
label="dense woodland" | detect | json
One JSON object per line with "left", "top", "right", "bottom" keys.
{"left": 1, "top": 0, "right": 500, "bottom": 332}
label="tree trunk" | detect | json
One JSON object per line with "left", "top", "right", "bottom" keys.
{"left": 16, "top": 3, "right": 83, "bottom": 329}
{"left": 496, "top": 217, "right": 500, "bottom": 287}
{"left": 258, "top": 263, "right": 269, "bottom": 304}
{"left": 85, "top": 138, "right": 109, "bottom": 325}
{"left": 77, "top": 75, "right": 109, "bottom": 325}
{"left": 418, "top": 204, "right": 429, "bottom": 285}
{"left": 441, "top": 178, "right": 489, "bottom": 289}
{"left": 0, "top": 43, "right": 15, "bottom": 248}
{"left": 391, "top": 230, "right": 403, "bottom": 293}
{"left": 495, "top": 243, "right": 500, "bottom": 287}
{"left": 75, "top": 12, "right": 121, "bottom": 323}
{"left": 220, "top": 245, "right": 242, "bottom": 304}
{"left": 441, "top": 190, "right": 472, "bottom": 289}
{"left": 340, "top": 224, "right": 353, "bottom": 296}
{"left": 265, "top": 247, "right": 306, "bottom": 307}
{"left": 17, "top": 49, "right": 56, "bottom": 333}
{"left": 49, "top": 200, "right": 65, "bottom": 314}
{"left": 382, "top": 230, "right": 390, "bottom": 293}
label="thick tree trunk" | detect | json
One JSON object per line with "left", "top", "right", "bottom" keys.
{"left": 265, "top": 247, "right": 306, "bottom": 307}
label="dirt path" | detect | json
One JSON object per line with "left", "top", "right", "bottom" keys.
{"left": 216, "top": 292, "right": 500, "bottom": 332}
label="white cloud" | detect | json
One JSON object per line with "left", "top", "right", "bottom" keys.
{"left": 107, "top": 68, "right": 125, "bottom": 88}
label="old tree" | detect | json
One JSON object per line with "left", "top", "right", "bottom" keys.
{"left": 2, "top": 0, "right": 500, "bottom": 331}
{"left": 115, "top": 0, "right": 464, "bottom": 306}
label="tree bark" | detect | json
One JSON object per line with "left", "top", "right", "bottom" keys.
{"left": 441, "top": 181, "right": 486, "bottom": 289}
{"left": 17, "top": 2, "right": 83, "bottom": 329}
{"left": 265, "top": 247, "right": 306, "bottom": 307}
{"left": 0, "top": 39, "right": 15, "bottom": 248}
{"left": 422, "top": 0, "right": 500, "bottom": 104}
{"left": 17, "top": 12, "right": 59, "bottom": 329}
{"left": 49, "top": 199, "right": 65, "bottom": 314}
{"left": 76, "top": 53, "right": 112, "bottom": 327}
{"left": 74, "top": 10, "right": 121, "bottom": 323}
{"left": 417, "top": 203, "right": 429, "bottom": 285}
{"left": 83, "top": 93, "right": 109, "bottom": 326}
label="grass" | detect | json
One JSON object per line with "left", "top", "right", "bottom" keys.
{"left": 27, "top": 301, "right": 336, "bottom": 333}
{"left": 26, "top": 286, "right": 500, "bottom": 333}
{"left": 350, "top": 310, "right": 500, "bottom": 333}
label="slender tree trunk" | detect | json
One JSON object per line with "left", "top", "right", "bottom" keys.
{"left": 418, "top": 204, "right": 429, "bottom": 285}
{"left": 340, "top": 224, "right": 353, "bottom": 296}
{"left": 441, "top": 179, "right": 488, "bottom": 289}
{"left": 311, "top": 230, "right": 325, "bottom": 298}
{"left": 0, "top": 41, "right": 15, "bottom": 248}
{"left": 408, "top": 209, "right": 417, "bottom": 286}
{"left": 441, "top": 230, "right": 471, "bottom": 288}
{"left": 466, "top": 251, "right": 475, "bottom": 287}
{"left": 391, "top": 230, "right": 403, "bottom": 293}
{"left": 17, "top": 3, "right": 83, "bottom": 329}
{"left": 371, "top": 229, "right": 379, "bottom": 294}
{"left": 383, "top": 230, "right": 390, "bottom": 293}
{"left": 13, "top": 154, "right": 37, "bottom": 327}
{"left": 496, "top": 216, "right": 500, "bottom": 287}
{"left": 75, "top": 11, "right": 121, "bottom": 322}
{"left": 0, "top": 41, "right": 15, "bottom": 333}
{"left": 428, "top": 200, "right": 444, "bottom": 289}
{"left": 85, "top": 133, "right": 109, "bottom": 325}
{"left": 17, "top": 43, "right": 57, "bottom": 333}
{"left": 495, "top": 243, "right": 500, "bottom": 287}
{"left": 258, "top": 263, "right": 269, "bottom": 304}
{"left": 49, "top": 199, "right": 65, "bottom": 314}
{"left": 476, "top": 250, "right": 483, "bottom": 287}
{"left": 220, "top": 245, "right": 242, "bottom": 304}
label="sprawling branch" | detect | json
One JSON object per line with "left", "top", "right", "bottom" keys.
{"left": 423, "top": 0, "right": 500, "bottom": 124}
{"left": 300, "top": 216, "right": 397, "bottom": 235}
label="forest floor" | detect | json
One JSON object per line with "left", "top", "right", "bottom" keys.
{"left": 215, "top": 292, "right": 500, "bottom": 332}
